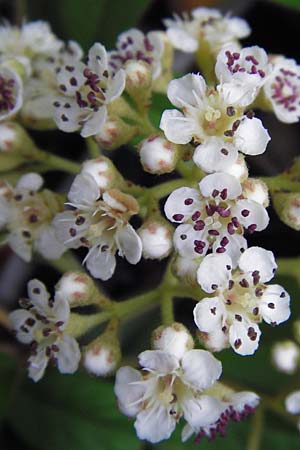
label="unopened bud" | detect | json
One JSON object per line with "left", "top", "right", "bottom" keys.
{"left": 224, "top": 154, "right": 248, "bottom": 182}
{"left": 172, "top": 255, "right": 199, "bottom": 286}
{"left": 152, "top": 322, "right": 194, "bottom": 359}
{"left": 83, "top": 321, "right": 121, "bottom": 377}
{"left": 273, "top": 192, "right": 300, "bottom": 230}
{"left": 139, "top": 135, "right": 179, "bottom": 174}
{"left": 94, "top": 116, "right": 137, "bottom": 150}
{"left": 81, "top": 156, "right": 124, "bottom": 192}
{"left": 55, "top": 272, "right": 97, "bottom": 307}
{"left": 125, "top": 60, "right": 152, "bottom": 91}
{"left": 272, "top": 341, "right": 300, "bottom": 374}
{"left": 138, "top": 217, "right": 173, "bottom": 259}
{"left": 242, "top": 178, "right": 269, "bottom": 207}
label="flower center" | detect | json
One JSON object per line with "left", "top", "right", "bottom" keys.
{"left": 271, "top": 68, "right": 299, "bottom": 112}
{"left": 0, "top": 75, "right": 16, "bottom": 112}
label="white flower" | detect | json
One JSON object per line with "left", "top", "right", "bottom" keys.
{"left": 160, "top": 73, "right": 270, "bottom": 173}
{"left": 108, "top": 28, "right": 164, "bottom": 80}
{"left": 164, "top": 8, "right": 250, "bottom": 54}
{"left": 193, "top": 247, "right": 290, "bottom": 355}
{"left": 286, "top": 391, "right": 300, "bottom": 415}
{"left": 272, "top": 341, "right": 300, "bottom": 374}
{"left": 263, "top": 56, "right": 300, "bottom": 123}
{"left": 152, "top": 323, "right": 194, "bottom": 359}
{"left": 138, "top": 218, "right": 173, "bottom": 260}
{"left": 0, "top": 173, "right": 64, "bottom": 262}
{"left": 215, "top": 45, "right": 271, "bottom": 106}
{"left": 53, "top": 173, "right": 142, "bottom": 280}
{"left": 0, "top": 64, "right": 23, "bottom": 121}
{"left": 164, "top": 173, "right": 269, "bottom": 265}
{"left": 115, "top": 347, "right": 223, "bottom": 443}
{"left": 9, "top": 279, "right": 81, "bottom": 381}
{"left": 53, "top": 43, "right": 125, "bottom": 137}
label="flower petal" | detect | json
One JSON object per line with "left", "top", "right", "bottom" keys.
{"left": 135, "top": 403, "right": 176, "bottom": 444}
{"left": 16, "top": 173, "right": 43, "bottom": 191}
{"left": 9, "top": 310, "right": 37, "bottom": 344}
{"left": 85, "top": 244, "right": 116, "bottom": 281}
{"left": 197, "top": 253, "right": 232, "bottom": 293}
{"left": 229, "top": 319, "right": 261, "bottom": 356}
{"left": 181, "top": 349, "right": 222, "bottom": 390}
{"left": 36, "top": 226, "right": 66, "bottom": 260}
{"left": 114, "top": 366, "right": 144, "bottom": 417}
{"left": 27, "top": 279, "right": 50, "bottom": 313}
{"left": 166, "top": 27, "right": 198, "bottom": 53}
{"left": 238, "top": 246, "right": 277, "bottom": 283}
{"left": 68, "top": 173, "right": 100, "bottom": 206}
{"left": 260, "top": 284, "right": 290, "bottom": 325}
{"left": 160, "top": 109, "right": 195, "bottom": 144}
{"left": 80, "top": 106, "right": 107, "bottom": 138}
{"left": 232, "top": 199, "right": 269, "bottom": 232}
{"left": 285, "top": 391, "right": 300, "bottom": 415}
{"left": 233, "top": 117, "right": 270, "bottom": 156}
{"left": 193, "top": 138, "right": 238, "bottom": 173}
{"left": 138, "top": 350, "right": 179, "bottom": 374}
{"left": 193, "top": 297, "right": 225, "bottom": 333}
{"left": 181, "top": 394, "right": 224, "bottom": 430}
{"left": 57, "top": 335, "right": 81, "bottom": 374}
{"left": 115, "top": 224, "right": 142, "bottom": 265}
{"left": 199, "top": 173, "right": 242, "bottom": 200}
{"left": 164, "top": 186, "right": 201, "bottom": 223}
{"left": 174, "top": 223, "right": 207, "bottom": 258}
{"left": 167, "top": 73, "right": 207, "bottom": 109}
{"left": 28, "top": 348, "right": 48, "bottom": 382}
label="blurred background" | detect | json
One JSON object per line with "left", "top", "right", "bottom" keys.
{"left": 1, "top": 1, "right": 300, "bottom": 449}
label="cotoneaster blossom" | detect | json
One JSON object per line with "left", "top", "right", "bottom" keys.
{"left": 9, "top": 278, "right": 81, "bottom": 381}
{"left": 0, "top": 64, "right": 23, "bottom": 121}
{"left": 53, "top": 42, "right": 125, "bottom": 137}
{"left": 164, "top": 8, "right": 250, "bottom": 54}
{"left": 53, "top": 173, "right": 142, "bottom": 280}
{"left": 262, "top": 56, "right": 300, "bottom": 123}
{"left": 0, "top": 173, "right": 64, "bottom": 262}
{"left": 160, "top": 72, "right": 270, "bottom": 173}
{"left": 164, "top": 173, "right": 269, "bottom": 265}
{"left": 193, "top": 247, "right": 290, "bottom": 355}
{"left": 108, "top": 28, "right": 164, "bottom": 81}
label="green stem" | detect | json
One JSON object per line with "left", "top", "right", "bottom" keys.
{"left": 86, "top": 137, "right": 100, "bottom": 158}
{"left": 147, "top": 179, "right": 194, "bottom": 200}
{"left": 66, "top": 311, "right": 112, "bottom": 338}
{"left": 115, "top": 290, "right": 159, "bottom": 319}
{"left": 44, "top": 251, "right": 83, "bottom": 273}
{"left": 34, "top": 148, "right": 81, "bottom": 174}
{"left": 246, "top": 406, "right": 264, "bottom": 450}
{"left": 261, "top": 175, "right": 300, "bottom": 192}
{"left": 160, "top": 293, "right": 174, "bottom": 325}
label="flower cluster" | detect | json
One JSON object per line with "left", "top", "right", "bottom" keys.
{"left": 3, "top": 5, "right": 299, "bottom": 447}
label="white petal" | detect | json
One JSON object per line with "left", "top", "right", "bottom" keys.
{"left": 238, "top": 246, "right": 277, "bottom": 283}
{"left": 160, "top": 109, "right": 195, "bottom": 144}
{"left": 85, "top": 244, "right": 116, "bottom": 281}
{"left": 166, "top": 28, "right": 198, "bottom": 53}
{"left": 116, "top": 224, "right": 142, "bottom": 265}
{"left": 52, "top": 211, "right": 87, "bottom": 249}
{"left": 213, "top": 234, "right": 247, "bottom": 269}
{"left": 229, "top": 319, "right": 261, "bottom": 356}
{"left": 88, "top": 42, "right": 108, "bottom": 74}
{"left": 138, "top": 350, "right": 179, "bottom": 374}
{"left": 232, "top": 199, "right": 269, "bottom": 232}
{"left": 68, "top": 173, "right": 100, "bottom": 206}
{"left": 286, "top": 391, "right": 300, "bottom": 415}
{"left": 260, "top": 284, "right": 290, "bottom": 325}
{"left": 164, "top": 187, "right": 201, "bottom": 223}
{"left": 193, "top": 297, "right": 225, "bottom": 333}
{"left": 174, "top": 223, "right": 207, "bottom": 258}
{"left": 193, "top": 138, "right": 238, "bottom": 173}
{"left": 8, "top": 230, "right": 32, "bottom": 262}
{"left": 114, "top": 366, "right": 144, "bottom": 417}
{"left": 181, "top": 349, "right": 222, "bottom": 390}
{"left": 167, "top": 73, "right": 207, "bottom": 109}
{"left": 57, "top": 335, "right": 81, "bottom": 374}
{"left": 80, "top": 107, "right": 107, "bottom": 138}
{"left": 233, "top": 117, "right": 270, "bottom": 156}
{"left": 105, "top": 69, "right": 126, "bottom": 103}
{"left": 27, "top": 279, "right": 50, "bottom": 314}
{"left": 35, "top": 226, "right": 66, "bottom": 260}
{"left": 28, "top": 349, "right": 48, "bottom": 382}
{"left": 16, "top": 173, "right": 43, "bottom": 191}
{"left": 135, "top": 403, "right": 176, "bottom": 444}
{"left": 181, "top": 394, "right": 224, "bottom": 430}
{"left": 199, "top": 173, "right": 242, "bottom": 200}
{"left": 197, "top": 253, "right": 232, "bottom": 293}
{"left": 52, "top": 295, "right": 70, "bottom": 325}
{"left": 231, "top": 392, "right": 260, "bottom": 412}
{"left": 201, "top": 327, "right": 229, "bottom": 352}
{"left": 9, "top": 310, "right": 36, "bottom": 344}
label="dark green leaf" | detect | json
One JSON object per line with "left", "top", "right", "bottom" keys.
{"left": 8, "top": 369, "right": 140, "bottom": 450}
{"left": 0, "top": 353, "right": 17, "bottom": 421}
{"left": 274, "top": 0, "right": 300, "bottom": 7}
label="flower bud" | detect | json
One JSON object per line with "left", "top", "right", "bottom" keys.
{"left": 242, "top": 178, "right": 269, "bottom": 207}
{"left": 273, "top": 192, "right": 300, "bottom": 230}
{"left": 272, "top": 341, "right": 300, "bottom": 374}
{"left": 172, "top": 254, "right": 199, "bottom": 286}
{"left": 125, "top": 60, "right": 152, "bottom": 92}
{"left": 224, "top": 154, "right": 248, "bottom": 182}
{"left": 152, "top": 322, "right": 194, "bottom": 359}
{"left": 55, "top": 272, "right": 97, "bottom": 307}
{"left": 81, "top": 156, "right": 124, "bottom": 192}
{"left": 94, "top": 116, "right": 137, "bottom": 150}
{"left": 138, "top": 217, "right": 173, "bottom": 259}
{"left": 139, "top": 135, "right": 179, "bottom": 174}
{"left": 83, "top": 321, "right": 121, "bottom": 377}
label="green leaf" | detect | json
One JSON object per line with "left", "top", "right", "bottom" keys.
{"left": 0, "top": 353, "right": 17, "bottom": 421}
{"left": 28, "top": 0, "right": 152, "bottom": 51}
{"left": 274, "top": 0, "right": 300, "bottom": 7}
{"left": 8, "top": 369, "right": 140, "bottom": 450}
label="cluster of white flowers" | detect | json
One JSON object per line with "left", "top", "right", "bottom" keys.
{"left": 3, "top": 5, "right": 299, "bottom": 446}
